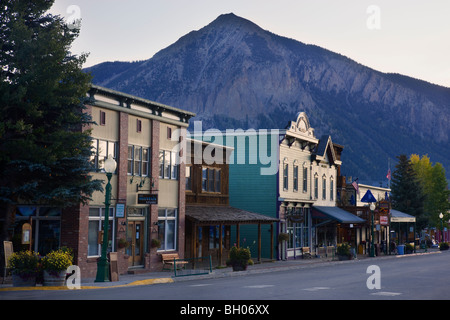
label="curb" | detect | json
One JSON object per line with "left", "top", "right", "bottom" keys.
{"left": 0, "top": 277, "right": 174, "bottom": 292}
{"left": 0, "top": 250, "right": 441, "bottom": 291}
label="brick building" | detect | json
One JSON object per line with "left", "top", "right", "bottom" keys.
{"left": 7, "top": 85, "right": 195, "bottom": 279}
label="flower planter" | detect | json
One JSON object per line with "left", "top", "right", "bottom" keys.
{"left": 43, "top": 270, "right": 67, "bottom": 287}
{"left": 231, "top": 264, "right": 247, "bottom": 271}
{"left": 337, "top": 255, "right": 351, "bottom": 261}
{"left": 12, "top": 274, "right": 36, "bottom": 287}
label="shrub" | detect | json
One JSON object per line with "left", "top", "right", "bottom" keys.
{"left": 439, "top": 242, "right": 449, "bottom": 250}
{"left": 227, "top": 246, "right": 251, "bottom": 268}
{"left": 41, "top": 249, "right": 73, "bottom": 275}
{"left": 337, "top": 243, "right": 350, "bottom": 256}
{"left": 405, "top": 243, "right": 414, "bottom": 253}
{"left": 8, "top": 251, "right": 40, "bottom": 279}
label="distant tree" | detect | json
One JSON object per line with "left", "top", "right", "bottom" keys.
{"left": 410, "top": 155, "right": 450, "bottom": 227}
{"left": 427, "top": 164, "right": 449, "bottom": 227}
{"left": 391, "top": 155, "right": 426, "bottom": 230}
{"left": 0, "top": 0, "right": 102, "bottom": 242}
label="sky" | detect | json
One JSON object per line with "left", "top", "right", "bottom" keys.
{"left": 49, "top": 0, "right": 450, "bottom": 88}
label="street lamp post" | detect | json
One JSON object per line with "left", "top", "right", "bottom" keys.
{"left": 370, "top": 203, "right": 375, "bottom": 257}
{"left": 439, "top": 212, "right": 444, "bottom": 243}
{"left": 95, "top": 155, "right": 117, "bottom": 282}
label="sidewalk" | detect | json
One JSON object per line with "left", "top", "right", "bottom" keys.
{"left": 0, "top": 248, "right": 441, "bottom": 291}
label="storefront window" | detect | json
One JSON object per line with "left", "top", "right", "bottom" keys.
{"left": 158, "top": 208, "right": 177, "bottom": 251}
{"left": 286, "top": 208, "right": 310, "bottom": 249}
{"left": 87, "top": 207, "right": 115, "bottom": 257}
{"left": 209, "top": 226, "right": 225, "bottom": 249}
{"left": 287, "top": 221, "right": 301, "bottom": 249}
{"left": 14, "top": 206, "right": 61, "bottom": 255}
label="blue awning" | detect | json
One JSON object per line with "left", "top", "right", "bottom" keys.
{"left": 312, "top": 206, "right": 365, "bottom": 224}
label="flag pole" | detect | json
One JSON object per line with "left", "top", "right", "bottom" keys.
{"left": 387, "top": 158, "right": 391, "bottom": 189}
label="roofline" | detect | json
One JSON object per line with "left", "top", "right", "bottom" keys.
{"left": 88, "top": 84, "right": 196, "bottom": 127}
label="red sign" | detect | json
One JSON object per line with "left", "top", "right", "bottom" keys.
{"left": 380, "top": 215, "right": 388, "bottom": 225}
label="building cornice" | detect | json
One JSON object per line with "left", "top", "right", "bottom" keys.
{"left": 88, "top": 84, "right": 196, "bottom": 127}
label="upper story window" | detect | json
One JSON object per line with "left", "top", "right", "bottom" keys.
{"left": 128, "top": 145, "right": 150, "bottom": 176}
{"left": 202, "top": 167, "right": 221, "bottom": 193}
{"left": 293, "top": 165, "right": 299, "bottom": 192}
{"left": 159, "top": 150, "right": 178, "bottom": 180}
{"left": 136, "top": 119, "right": 142, "bottom": 133}
{"left": 91, "top": 138, "right": 117, "bottom": 172}
{"left": 99, "top": 110, "right": 106, "bottom": 126}
{"left": 186, "top": 165, "right": 192, "bottom": 191}
{"left": 314, "top": 174, "right": 319, "bottom": 199}
{"left": 283, "top": 163, "right": 288, "bottom": 191}
{"left": 303, "top": 166, "right": 308, "bottom": 193}
{"left": 322, "top": 175, "right": 327, "bottom": 200}
{"left": 330, "top": 177, "right": 334, "bottom": 201}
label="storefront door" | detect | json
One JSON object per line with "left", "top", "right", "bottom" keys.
{"left": 127, "top": 220, "right": 144, "bottom": 267}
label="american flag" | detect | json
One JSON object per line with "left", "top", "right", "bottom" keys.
{"left": 386, "top": 169, "right": 391, "bottom": 180}
{"left": 352, "top": 178, "right": 359, "bottom": 195}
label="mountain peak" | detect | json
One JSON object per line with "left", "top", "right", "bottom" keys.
{"left": 87, "top": 14, "right": 450, "bottom": 181}
{"left": 207, "top": 12, "right": 263, "bottom": 33}
{"left": 213, "top": 12, "right": 252, "bottom": 24}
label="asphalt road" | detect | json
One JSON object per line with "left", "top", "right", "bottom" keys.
{"left": 1, "top": 251, "right": 449, "bottom": 304}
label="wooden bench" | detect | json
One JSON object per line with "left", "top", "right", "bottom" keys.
{"left": 301, "top": 247, "right": 312, "bottom": 259}
{"left": 161, "top": 253, "right": 188, "bottom": 271}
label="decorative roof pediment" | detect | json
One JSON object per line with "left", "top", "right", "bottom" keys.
{"left": 313, "top": 135, "right": 342, "bottom": 166}
{"left": 287, "top": 112, "right": 315, "bottom": 136}
{"left": 284, "top": 112, "right": 318, "bottom": 144}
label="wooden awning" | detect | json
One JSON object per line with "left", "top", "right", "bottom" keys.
{"left": 186, "top": 205, "right": 279, "bottom": 226}
{"left": 186, "top": 205, "right": 278, "bottom": 263}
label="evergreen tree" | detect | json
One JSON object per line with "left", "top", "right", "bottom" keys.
{"left": 0, "top": 0, "right": 102, "bottom": 241}
{"left": 391, "top": 155, "right": 426, "bottom": 230}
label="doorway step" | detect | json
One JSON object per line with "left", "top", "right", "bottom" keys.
{"left": 127, "top": 266, "right": 145, "bottom": 274}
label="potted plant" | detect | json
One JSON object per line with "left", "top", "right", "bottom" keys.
{"left": 278, "top": 232, "right": 289, "bottom": 243}
{"left": 151, "top": 238, "right": 161, "bottom": 249}
{"left": 336, "top": 243, "right": 351, "bottom": 260}
{"left": 8, "top": 251, "right": 40, "bottom": 287}
{"left": 439, "top": 242, "right": 449, "bottom": 251}
{"left": 118, "top": 238, "right": 130, "bottom": 249}
{"left": 41, "top": 248, "right": 73, "bottom": 286}
{"left": 226, "top": 246, "right": 252, "bottom": 271}
{"left": 405, "top": 243, "right": 414, "bottom": 254}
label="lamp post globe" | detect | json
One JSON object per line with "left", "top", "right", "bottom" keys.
{"left": 95, "top": 155, "right": 116, "bottom": 282}
{"left": 104, "top": 156, "right": 117, "bottom": 174}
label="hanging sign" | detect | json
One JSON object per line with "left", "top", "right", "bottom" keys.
{"left": 137, "top": 194, "right": 158, "bottom": 205}
{"left": 116, "top": 203, "right": 125, "bottom": 218}
{"left": 380, "top": 215, "right": 389, "bottom": 225}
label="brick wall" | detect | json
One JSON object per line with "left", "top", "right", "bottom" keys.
{"left": 178, "top": 127, "right": 186, "bottom": 259}
{"left": 149, "top": 120, "right": 160, "bottom": 271}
